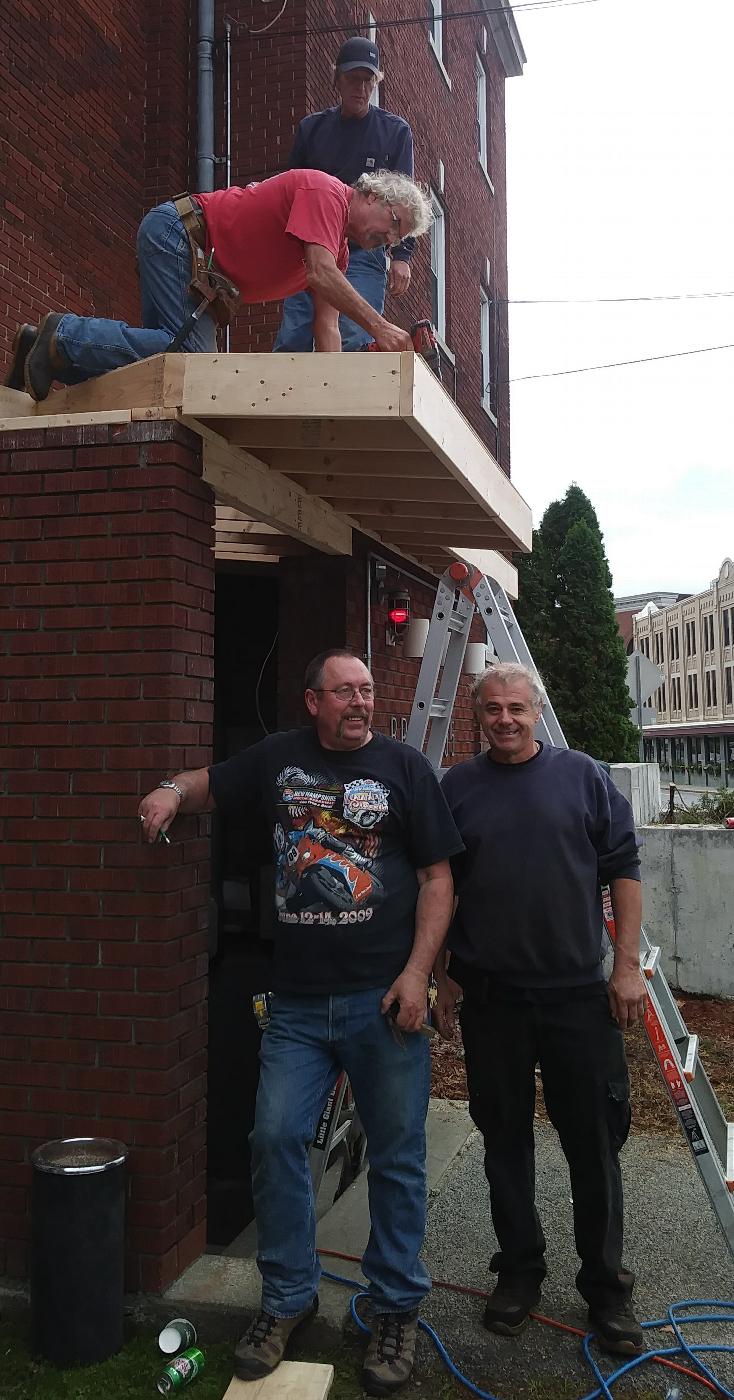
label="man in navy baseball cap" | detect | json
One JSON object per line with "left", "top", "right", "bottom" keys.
{"left": 335, "top": 35, "right": 382, "bottom": 75}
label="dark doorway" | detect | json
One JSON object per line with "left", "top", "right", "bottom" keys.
{"left": 206, "top": 568, "right": 278, "bottom": 1249}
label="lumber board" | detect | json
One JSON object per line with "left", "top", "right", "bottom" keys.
{"left": 182, "top": 352, "right": 405, "bottom": 420}
{"left": 221, "top": 1361, "right": 333, "bottom": 1398}
{"left": 285, "top": 476, "right": 471, "bottom": 504}
{"left": 0, "top": 386, "right": 35, "bottom": 417}
{"left": 402, "top": 356, "right": 532, "bottom": 552}
{"left": 263, "top": 451, "right": 443, "bottom": 478}
{"left": 191, "top": 420, "right": 351, "bottom": 556}
{"left": 10, "top": 355, "right": 187, "bottom": 415}
{"left": 214, "top": 418, "right": 418, "bottom": 453}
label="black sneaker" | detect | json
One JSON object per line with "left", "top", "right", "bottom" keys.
{"left": 233, "top": 1296, "right": 318, "bottom": 1379}
{"left": 362, "top": 1310, "right": 419, "bottom": 1396}
{"left": 483, "top": 1277, "right": 541, "bottom": 1336}
{"left": 588, "top": 1297, "right": 643, "bottom": 1356}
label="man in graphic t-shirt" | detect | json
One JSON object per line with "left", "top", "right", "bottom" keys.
{"left": 8, "top": 167, "right": 433, "bottom": 401}
{"left": 433, "top": 662, "right": 648, "bottom": 1359}
{"left": 138, "top": 648, "right": 463, "bottom": 1397}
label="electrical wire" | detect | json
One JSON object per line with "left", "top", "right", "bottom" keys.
{"left": 505, "top": 291, "right": 734, "bottom": 305}
{"left": 245, "top": 0, "right": 288, "bottom": 32}
{"left": 232, "top": 0, "right": 602, "bottom": 43}
{"left": 254, "top": 630, "right": 278, "bottom": 734}
{"left": 508, "top": 341, "right": 734, "bottom": 383}
{"left": 317, "top": 1253, "right": 731, "bottom": 1398}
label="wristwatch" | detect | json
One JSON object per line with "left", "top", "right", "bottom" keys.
{"left": 158, "top": 780, "right": 184, "bottom": 803}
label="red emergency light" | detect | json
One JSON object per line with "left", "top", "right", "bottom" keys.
{"left": 387, "top": 591, "right": 411, "bottom": 638}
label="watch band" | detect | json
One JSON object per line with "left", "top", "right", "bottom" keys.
{"left": 158, "top": 780, "right": 184, "bottom": 803}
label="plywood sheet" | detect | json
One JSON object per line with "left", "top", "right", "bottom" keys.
{"left": 220, "top": 1360, "right": 334, "bottom": 1398}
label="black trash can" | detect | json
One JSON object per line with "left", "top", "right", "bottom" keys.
{"left": 31, "top": 1137, "right": 128, "bottom": 1367}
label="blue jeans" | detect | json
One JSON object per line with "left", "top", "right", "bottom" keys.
{"left": 53, "top": 201, "right": 217, "bottom": 383}
{"left": 273, "top": 246, "right": 387, "bottom": 353}
{"left": 250, "top": 986, "right": 431, "bottom": 1318}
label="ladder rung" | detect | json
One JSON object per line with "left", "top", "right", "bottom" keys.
{"left": 727, "top": 1122, "right": 734, "bottom": 1190}
{"left": 428, "top": 701, "right": 449, "bottom": 718}
{"left": 683, "top": 1035, "right": 699, "bottom": 1082}
{"left": 642, "top": 946, "right": 661, "bottom": 979}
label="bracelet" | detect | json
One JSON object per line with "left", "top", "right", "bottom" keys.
{"left": 158, "top": 780, "right": 184, "bottom": 803}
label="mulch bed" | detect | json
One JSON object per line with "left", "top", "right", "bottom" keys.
{"left": 431, "top": 992, "right": 734, "bottom": 1135}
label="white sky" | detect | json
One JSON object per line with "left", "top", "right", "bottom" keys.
{"left": 505, "top": 0, "right": 734, "bottom": 597}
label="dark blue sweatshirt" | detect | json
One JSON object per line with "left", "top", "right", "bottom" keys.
{"left": 289, "top": 106, "right": 415, "bottom": 262}
{"left": 440, "top": 744, "right": 641, "bottom": 990}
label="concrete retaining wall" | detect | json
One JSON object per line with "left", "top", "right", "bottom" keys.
{"left": 610, "top": 762, "right": 662, "bottom": 826}
{"left": 638, "top": 825, "right": 734, "bottom": 998}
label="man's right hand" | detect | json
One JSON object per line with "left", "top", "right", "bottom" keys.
{"left": 138, "top": 788, "right": 180, "bottom": 844}
{"left": 372, "top": 321, "right": 413, "bottom": 352}
{"left": 432, "top": 973, "right": 463, "bottom": 1041}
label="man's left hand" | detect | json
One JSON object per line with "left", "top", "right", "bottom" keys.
{"left": 389, "top": 260, "right": 411, "bottom": 296}
{"left": 381, "top": 965, "right": 428, "bottom": 1033}
{"left": 607, "top": 962, "right": 648, "bottom": 1030}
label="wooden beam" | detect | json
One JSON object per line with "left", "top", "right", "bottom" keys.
{"left": 215, "top": 532, "right": 311, "bottom": 553}
{"left": 328, "top": 501, "right": 499, "bottom": 522}
{"left": 189, "top": 420, "right": 352, "bottom": 556}
{"left": 216, "top": 419, "right": 419, "bottom": 453}
{"left": 378, "top": 531, "right": 510, "bottom": 548}
{"left": 0, "top": 386, "right": 35, "bottom": 417}
{"left": 265, "top": 451, "right": 442, "bottom": 478}
{"left": 221, "top": 1360, "right": 334, "bottom": 1397}
{"left": 214, "top": 550, "right": 281, "bottom": 563}
{"left": 214, "top": 515, "right": 281, "bottom": 536}
{"left": 401, "top": 355, "right": 532, "bottom": 552}
{"left": 285, "top": 476, "right": 470, "bottom": 503}
{"left": 5, "top": 354, "right": 186, "bottom": 415}
{"left": 182, "top": 352, "right": 405, "bottom": 420}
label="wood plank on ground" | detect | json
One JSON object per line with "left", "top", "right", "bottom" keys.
{"left": 220, "top": 1360, "right": 334, "bottom": 1398}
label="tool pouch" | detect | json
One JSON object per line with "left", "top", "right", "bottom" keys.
{"left": 172, "top": 193, "right": 240, "bottom": 329}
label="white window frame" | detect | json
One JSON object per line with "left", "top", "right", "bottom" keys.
{"left": 476, "top": 54, "right": 488, "bottom": 173}
{"left": 480, "top": 286, "right": 495, "bottom": 420}
{"left": 430, "top": 191, "right": 446, "bottom": 343}
{"left": 427, "top": 0, "right": 451, "bottom": 87}
{"left": 367, "top": 13, "right": 380, "bottom": 107}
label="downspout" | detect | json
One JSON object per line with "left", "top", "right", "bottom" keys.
{"left": 197, "top": 0, "right": 216, "bottom": 191}
{"left": 224, "top": 15, "right": 232, "bottom": 352}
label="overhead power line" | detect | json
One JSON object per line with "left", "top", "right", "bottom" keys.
{"left": 508, "top": 341, "right": 734, "bottom": 383}
{"left": 506, "top": 291, "right": 734, "bottom": 305}
{"left": 234, "top": 0, "right": 602, "bottom": 41}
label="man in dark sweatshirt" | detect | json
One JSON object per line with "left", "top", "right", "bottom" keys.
{"left": 434, "top": 662, "right": 648, "bottom": 1358}
{"left": 274, "top": 35, "right": 415, "bottom": 352}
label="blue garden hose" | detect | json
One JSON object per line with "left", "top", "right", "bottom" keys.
{"left": 320, "top": 1268, "right": 734, "bottom": 1400}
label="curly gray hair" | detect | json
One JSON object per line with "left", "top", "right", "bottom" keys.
{"left": 471, "top": 661, "right": 548, "bottom": 710}
{"left": 354, "top": 169, "right": 434, "bottom": 239}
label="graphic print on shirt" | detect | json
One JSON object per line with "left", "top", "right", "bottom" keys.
{"left": 273, "top": 765, "right": 390, "bottom": 927}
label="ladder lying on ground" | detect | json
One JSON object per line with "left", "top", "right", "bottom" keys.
{"left": 405, "top": 559, "right": 734, "bottom": 1258}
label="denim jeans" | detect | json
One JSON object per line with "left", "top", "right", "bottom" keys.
{"left": 273, "top": 246, "right": 387, "bottom": 353}
{"left": 250, "top": 986, "right": 431, "bottom": 1318}
{"left": 53, "top": 201, "right": 216, "bottom": 384}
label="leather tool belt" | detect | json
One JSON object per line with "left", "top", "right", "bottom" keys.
{"left": 171, "top": 193, "right": 240, "bottom": 329}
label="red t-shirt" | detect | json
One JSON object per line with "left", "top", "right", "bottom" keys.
{"left": 195, "top": 171, "right": 352, "bottom": 303}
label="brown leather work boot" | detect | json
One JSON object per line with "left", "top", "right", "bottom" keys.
{"left": 362, "top": 1310, "right": 419, "bottom": 1396}
{"left": 233, "top": 1296, "right": 318, "bottom": 1380}
{"left": 4, "top": 324, "right": 38, "bottom": 392}
{"left": 483, "top": 1276, "right": 541, "bottom": 1336}
{"left": 24, "top": 313, "right": 67, "bottom": 402}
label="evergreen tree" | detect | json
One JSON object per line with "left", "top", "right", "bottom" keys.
{"left": 516, "top": 485, "right": 639, "bottom": 761}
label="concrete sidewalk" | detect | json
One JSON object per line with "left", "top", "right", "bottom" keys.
{"left": 161, "top": 1101, "right": 734, "bottom": 1395}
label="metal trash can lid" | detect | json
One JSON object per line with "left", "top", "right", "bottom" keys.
{"left": 31, "top": 1137, "right": 128, "bottom": 1176}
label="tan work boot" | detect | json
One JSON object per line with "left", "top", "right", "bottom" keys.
{"left": 233, "top": 1296, "right": 318, "bottom": 1380}
{"left": 362, "top": 1310, "right": 419, "bottom": 1396}
{"left": 4, "top": 325, "right": 38, "bottom": 392}
{"left": 24, "top": 313, "right": 67, "bottom": 402}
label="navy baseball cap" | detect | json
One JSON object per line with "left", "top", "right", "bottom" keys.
{"left": 336, "top": 37, "right": 381, "bottom": 75}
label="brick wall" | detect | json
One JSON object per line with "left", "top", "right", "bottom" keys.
{"left": 0, "top": 421, "right": 214, "bottom": 1292}
{"left": 0, "top": 0, "right": 193, "bottom": 365}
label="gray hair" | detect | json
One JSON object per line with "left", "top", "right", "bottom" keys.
{"left": 471, "top": 661, "right": 548, "bottom": 710}
{"left": 354, "top": 170, "right": 434, "bottom": 239}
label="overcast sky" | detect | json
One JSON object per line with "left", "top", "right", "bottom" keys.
{"left": 504, "top": 0, "right": 734, "bottom": 598}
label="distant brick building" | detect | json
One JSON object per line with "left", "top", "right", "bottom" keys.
{"left": 1, "top": 1, "right": 525, "bottom": 1290}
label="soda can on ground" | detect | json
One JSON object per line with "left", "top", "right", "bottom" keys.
{"left": 158, "top": 1318, "right": 197, "bottom": 1354}
{"left": 156, "top": 1346, "right": 205, "bottom": 1393}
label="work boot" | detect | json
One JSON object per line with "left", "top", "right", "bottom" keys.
{"left": 483, "top": 1276, "right": 541, "bottom": 1336}
{"left": 587, "top": 1297, "right": 643, "bottom": 1356}
{"left": 362, "top": 1310, "right": 419, "bottom": 1396}
{"left": 233, "top": 1296, "right": 318, "bottom": 1380}
{"left": 24, "top": 312, "right": 67, "bottom": 402}
{"left": 4, "top": 324, "right": 38, "bottom": 392}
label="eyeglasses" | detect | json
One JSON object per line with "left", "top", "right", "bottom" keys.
{"left": 314, "top": 684, "right": 375, "bottom": 702}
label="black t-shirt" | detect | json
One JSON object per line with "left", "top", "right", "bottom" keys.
{"left": 209, "top": 728, "right": 464, "bottom": 994}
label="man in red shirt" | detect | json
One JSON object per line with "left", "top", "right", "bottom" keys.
{"left": 6, "top": 168, "right": 432, "bottom": 402}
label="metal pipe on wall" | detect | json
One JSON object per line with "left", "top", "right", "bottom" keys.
{"left": 197, "top": 0, "right": 216, "bottom": 191}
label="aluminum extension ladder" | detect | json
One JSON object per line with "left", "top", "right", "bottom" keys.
{"left": 405, "top": 558, "right": 734, "bottom": 1258}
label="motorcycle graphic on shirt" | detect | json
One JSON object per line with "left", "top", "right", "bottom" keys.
{"left": 273, "top": 767, "right": 389, "bottom": 924}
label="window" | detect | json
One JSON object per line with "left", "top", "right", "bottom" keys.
{"left": 723, "top": 608, "right": 731, "bottom": 648}
{"left": 430, "top": 192, "right": 446, "bottom": 342}
{"left": 726, "top": 665, "right": 733, "bottom": 707}
{"left": 428, "top": 0, "right": 444, "bottom": 66}
{"left": 480, "top": 286, "right": 494, "bottom": 417}
{"left": 685, "top": 619, "right": 696, "bottom": 657}
{"left": 476, "top": 53, "right": 488, "bottom": 175}
{"left": 703, "top": 613, "right": 715, "bottom": 652}
{"left": 668, "top": 626, "right": 679, "bottom": 660}
{"left": 687, "top": 672, "right": 699, "bottom": 709}
{"left": 705, "top": 669, "right": 717, "bottom": 708}
{"left": 367, "top": 13, "right": 380, "bottom": 106}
